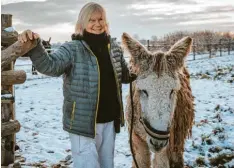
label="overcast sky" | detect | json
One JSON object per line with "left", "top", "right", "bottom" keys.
{"left": 2, "top": 0, "right": 234, "bottom": 43}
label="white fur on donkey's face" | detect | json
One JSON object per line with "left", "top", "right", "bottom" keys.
{"left": 136, "top": 72, "right": 181, "bottom": 132}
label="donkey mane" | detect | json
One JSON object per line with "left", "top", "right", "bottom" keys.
{"left": 169, "top": 67, "right": 194, "bottom": 152}
{"left": 152, "top": 52, "right": 173, "bottom": 78}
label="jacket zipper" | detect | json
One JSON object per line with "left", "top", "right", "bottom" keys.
{"left": 108, "top": 43, "right": 124, "bottom": 125}
{"left": 81, "top": 42, "right": 100, "bottom": 136}
{"left": 70, "top": 101, "right": 76, "bottom": 129}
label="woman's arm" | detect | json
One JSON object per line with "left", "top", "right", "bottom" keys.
{"left": 18, "top": 30, "right": 73, "bottom": 77}
{"left": 120, "top": 48, "right": 137, "bottom": 84}
{"left": 110, "top": 39, "right": 136, "bottom": 84}
{"left": 28, "top": 39, "right": 73, "bottom": 77}
{"left": 121, "top": 51, "right": 131, "bottom": 84}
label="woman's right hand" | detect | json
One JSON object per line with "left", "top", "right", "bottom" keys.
{"left": 18, "top": 29, "right": 40, "bottom": 43}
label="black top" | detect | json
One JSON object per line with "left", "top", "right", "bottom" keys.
{"left": 83, "top": 30, "right": 120, "bottom": 123}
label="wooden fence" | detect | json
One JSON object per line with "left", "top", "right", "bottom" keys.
{"left": 1, "top": 14, "right": 37, "bottom": 167}
{"left": 145, "top": 39, "right": 234, "bottom": 61}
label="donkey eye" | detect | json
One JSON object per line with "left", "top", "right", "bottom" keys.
{"left": 141, "top": 90, "right": 148, "bottom": 97}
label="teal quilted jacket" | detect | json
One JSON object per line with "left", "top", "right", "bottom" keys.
{"left": 29, "top": 37, "right": 130, "bottom": 138}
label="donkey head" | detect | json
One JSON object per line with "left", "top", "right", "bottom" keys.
{"left": 122, "top": 33, "right": 192, "bottom": 152}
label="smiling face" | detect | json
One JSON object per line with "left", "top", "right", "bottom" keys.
{"left": 86, "top": 11, "right": 105, "bottom": 34}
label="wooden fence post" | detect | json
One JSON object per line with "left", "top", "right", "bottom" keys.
{"left": 1, "top": 14, "right": 18, "bottom": 47}
{"left": 208, "top": 44, "right": 212, "bottom": 58}
{"left": 219, "top": 39, "right": 222, "bottom": 57}
{"left": 147, "top": 40, "right": 150, "bottom": 51}
{"left": 193, "top": 42, "right": 196, "bottom": 60}
{"left": 1, "top": 14, "right": 37, "bottom": 166}
{"left": 1, "top": 14, "right": 17, "bottom": 166}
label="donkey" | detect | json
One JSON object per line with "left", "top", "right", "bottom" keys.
{"left": 122, "top": 33, "right": 194, "bottom": 168}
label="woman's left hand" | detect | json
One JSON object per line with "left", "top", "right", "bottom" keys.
{"left": 129, "top": 73, "right": 137, "bottom": 82}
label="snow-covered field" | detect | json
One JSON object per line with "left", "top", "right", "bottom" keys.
{"left": 14, "top": 52, "right": 234, "bottom": 168}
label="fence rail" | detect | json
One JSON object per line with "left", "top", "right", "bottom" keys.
{"left": 144, "top": 39, "right": 234, "bottom": 61}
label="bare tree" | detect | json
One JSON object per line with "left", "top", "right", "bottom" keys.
{"left": 151, "top": 35, "right": 158, "bottom": 46}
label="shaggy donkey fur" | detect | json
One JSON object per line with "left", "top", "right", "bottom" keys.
{"left": 122, "top": 33, "right": 195, "bottom": 168}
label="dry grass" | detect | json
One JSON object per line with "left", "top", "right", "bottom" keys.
{"left": 209, "top": 153, "right": 234, "bottom": 166}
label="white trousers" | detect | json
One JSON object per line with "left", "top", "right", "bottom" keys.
{"left": 69, "top": 121, "right": 116, "bottom": 168}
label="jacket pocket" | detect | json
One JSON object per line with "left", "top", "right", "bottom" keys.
{"left": 70, "top": 101, "right": 76, "bottom": 129}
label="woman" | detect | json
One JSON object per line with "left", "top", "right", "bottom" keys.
{"left": 18, "top": 2, "right": 135, "bottom": 168}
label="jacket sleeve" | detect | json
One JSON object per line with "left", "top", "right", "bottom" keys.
{"left": 28, "top": 38, "right": 73, "bottom": 77}
{"left": 120, "top": 48, "right": 131, "bottom": 84}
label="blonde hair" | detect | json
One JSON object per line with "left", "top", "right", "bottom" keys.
{"left": 75, "top": 2, "right": 109, "bottom": 35}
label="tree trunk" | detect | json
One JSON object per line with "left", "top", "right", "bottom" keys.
{"left": 1, "top": 120, "right": 21, "bottom": 137}
{"left": 1, "top": 40, "right": 37, "bottom": 70}
{"left": 1, "top": 70, "right": 26, "bottom": 85}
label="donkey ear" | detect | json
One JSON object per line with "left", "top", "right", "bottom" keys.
{"left": 122, "top": 32, "right": 152, "bottom": 72}
{"left": 166, "top": 36, "right": 192, "bottom": 70}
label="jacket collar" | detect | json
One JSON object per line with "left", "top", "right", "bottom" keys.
{"left": 71, "top": 33, "right": 113, "bottom": 52}
{"left": 71, "top": 33, "right": 111, "bottom": 41}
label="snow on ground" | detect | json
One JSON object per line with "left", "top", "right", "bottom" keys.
{"left": 13, "top": 53, "right": 234, "bottom": 168}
